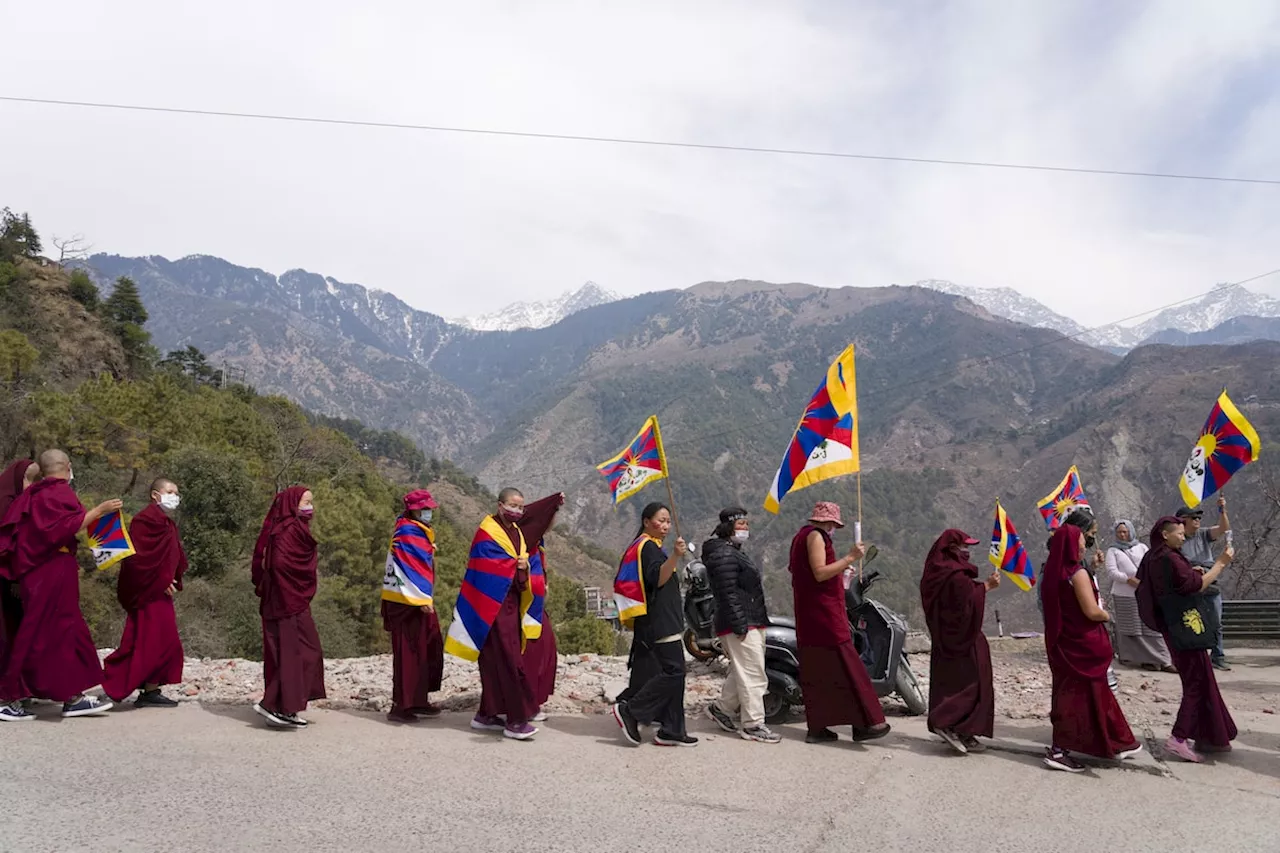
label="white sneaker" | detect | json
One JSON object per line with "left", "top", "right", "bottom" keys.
{"left": 531, "top": 709, "right": 548, "bottom": 722}
{"left": 935, "top": 728, "right": 968, "bottom": 755}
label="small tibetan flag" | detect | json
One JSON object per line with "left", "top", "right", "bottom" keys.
{"left": 1180, "top": 390, "right": 1261, "bottom": 507}
{"left": 596, "top": 415, "right": 670, "bottom": 505}
{"left": 87, "top": 508, "right": 135, "bottom": 571}
{"left": 1037, "top": 466, "right": 1090, "bottom": 532}
{"left": 990, "top": 499, "right": 1035, "bottom": 591}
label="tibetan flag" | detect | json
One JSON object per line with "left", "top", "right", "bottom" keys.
{"left": 381, "top": 516, "right": 436, "bottom": 607}
{"left": 87, "top": 508, "right": 135, "bottom": 571}
{"left": 613, "top": 534, "right": 658, "bottom": 629}
{"left": 596, "top": 415, "right": 670, "bottom": 505}
{"left": 764, "top": 344, "right": 859, "bottom": 514}
{"left": 989, "top": 500, "right": 1035, "bottom": 591}
{"left": 1180, "top": 390, "right": 1261, "bottom": 507}
{"left": 1037, "top": 466, "right": 1090, "bottom": 531}
{"left": 523, "top": 542, "right": 548, "bottom": 639}
{"left": 445, "top": 517, "right": 533, "bottom": 662}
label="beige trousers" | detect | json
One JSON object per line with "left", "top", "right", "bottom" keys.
{"left": 714, "top": 628, "right": 768, "bottom": 728}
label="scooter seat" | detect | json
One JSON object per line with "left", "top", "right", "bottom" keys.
{"left": 766, "top": 616, "right": 796, "bottom": 629}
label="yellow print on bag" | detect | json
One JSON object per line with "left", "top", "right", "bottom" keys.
{"left": 1182, "top": 609, "right": 1205, "bottom": 635}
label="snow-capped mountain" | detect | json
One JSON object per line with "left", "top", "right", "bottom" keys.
{"left": 455, "top": 282, "right": 620, "bottom": 331}
{"left": 919, "top": 279, "right": 1280, "bottom": 352}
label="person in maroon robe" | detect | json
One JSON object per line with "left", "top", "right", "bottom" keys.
{"left": 788, "top": 501, "right": 887, "bottom": 744}
{"left": 251, "top": 486, "right": 325, "bottom": 728}
{"left": 102, "top": 478, "right": 187, "bottom": 707}
{"left": 1136, "top": 516, "right": 1237, "bottom": 763}
{"left": 1040, "top": 517, "right": 1141, "bottom": 772}
{"left": 0, "top": 459, "right": 38, "bottom": 661}
{"left": 920, "top": 528, "right": 999, "bottom": 754}
{"left": 0, "top": 450, "right": 121, "bottom": 721}
{"left": 517, "top": 492, "right": 565, "bottom": 721}
{"left": 381, "top": 489, "right": 444, "bottom": 723}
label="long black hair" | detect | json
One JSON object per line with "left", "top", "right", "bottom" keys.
{"left": 635, "top": 501, "right": 670, "bottom": 539}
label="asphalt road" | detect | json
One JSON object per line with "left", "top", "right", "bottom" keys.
{"left": 5, "top": 700, "right": 1278, "bottom": 853}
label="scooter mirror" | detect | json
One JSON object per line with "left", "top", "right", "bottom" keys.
{"left": 862, "top": 545, "right": 879, "bottom": 566}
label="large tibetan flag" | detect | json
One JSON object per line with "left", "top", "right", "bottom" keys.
{"left": 613, "top": 534, "right": 657, "bottom": 629}
{"left": 596, "top": 416, "right": 670, "bottom": 505}
{"left": 445, "top": 517, "right": 538, "bottom": 662}
{"left": 88, "top": 508, "right": 135, "bottom": 571}
{"left": 990, "top": 500, "right": 1035, "bottom": 591}
{"left": 764, "top": 344, "right": 859, "bottom": 514}
{"left": 381, "top": 516, "right": 436, "bottom": 607}
{"left": 1180, "top": 390, "right": 1261, "bottom": 507}
{"left": 1037, "top": 466, "right": 1089, "bottom": 531}
{"left": 523, "top": 541, "right": 548, "bottom": 640}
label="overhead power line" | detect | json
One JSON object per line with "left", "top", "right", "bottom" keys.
{"left": 2, "top": 95, "right": 1279, "bottom": 186}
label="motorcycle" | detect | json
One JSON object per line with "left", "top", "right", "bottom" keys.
{"left": 681, "top": 548, "right": 723, "bottom": 662}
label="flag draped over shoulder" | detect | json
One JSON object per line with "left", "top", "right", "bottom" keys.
{"left": 596, "top": 416, "right": 670, "bottom": 505}
{"left": 381, "top": 516, "right": 436, "bottom": 607}
{"left": 1036, "top": 466, "right": 1089, "bottom": 531}
{"left": 523, "top": 543, "right": 548, "bottom": 639}
{"left": 613, "top": 534, "right": 657, "bottom": 629}
{"left": 764, "top": 344, "right": 859, "bottom": 514}
{"left": 445, "top": 517, "right": 536, "bottom": 662}
{"left": 989, "top": 500, "right": 1034, "bottom": 591}
{"left": 88, "top": 508, "right": 135, "bottom": 571}
{"left": 1180, "top": 390, "right": 1261, "bottom": 507}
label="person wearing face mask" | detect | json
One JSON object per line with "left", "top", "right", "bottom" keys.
{"left": 251, "top": 486, "right": 325, "bottom": 728}
{"left": 702, "top": 507, "right": 778, "bottom": 743}
{"left": 101, "top": 478, "right": 188, "bottom": 707}
{"left": 446, "top": 487, "right": 542, "bottom": 740}
{"left": 381, "top": 489, "right": 444, "bottom": 723}
{"left": 0, "top": 450, "right": 122, "bottom": 721}
{"left": 0, "top": 459, "right": 39, "bottom": 666}
{"left": 920, "top": 529, "right": 1000, "bottom": 755}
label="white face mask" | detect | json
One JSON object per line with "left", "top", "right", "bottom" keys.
{"left": 159, "top": 493, "right": 181, "bottom": 511}
{"left": 419, "top": 509, "right": 433, "bottom": 523}
{"left": 732, "top": 529, "right": 750, "bottom": 543}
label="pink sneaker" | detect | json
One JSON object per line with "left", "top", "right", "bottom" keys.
{"left": 1164, "top": 736, "right": 1203, "bottom": 763}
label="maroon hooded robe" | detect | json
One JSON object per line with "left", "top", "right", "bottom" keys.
{"left": 1136, "top": 517, "right": 1237, "bottom": 748}
{"left": 0, "top": 478, "right": 103, "bottom": 703}
{"left": 1041, "top": 523, "right": 1137, "bottom": 757}
{"left": 102, "top": 502, "right": 188, "bottom": 701}
{"left": 920, "top": 529, "right": 995, "bottom": 738}
{"left": 788, "top": 524, "right": 886, "bottom": 733}
{"left": 252, "top": 486, "right": 326, "bottom": 715}
{"left": 0, "top": 459, "right": 32, "bottom": 656}
{"left": 381, "top": 512, "right": 444, "bottom": 716}
{"left": 517, "top": 493, "right": 565, "bottom": 707}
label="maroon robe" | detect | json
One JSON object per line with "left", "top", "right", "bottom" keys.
{"left": 1042, "top": 523, "right": 1137, "bottom": 757}
{"left": 920, "top": 530, "right": 995, "bottom": 738}
{"left": 788, "top": 524, "right": 886, "bottom": 731}
{"left": 1136, "top": 517, "right": 1237, "bottom": 748}
{"left": 0, "top": 459, "right": 32, "bottom": 657}
{"left": 382, "top": 599, "right": 443, "bottom": 713}
{"left": 0, "top": 478, "right": 103, "bottom": 703}
{"left": 102, "top": 503, "right": 188, "bottom": 701}
{"left": 252, "top": 487, "right": 326, "bottom": 715}
{"left": 475, "top": 514, "right": 537, "bottom": 724}
{"left": 516, "top": 494, "right": 565, "bottom": 707}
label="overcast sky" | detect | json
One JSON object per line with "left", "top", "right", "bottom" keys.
{"left": 3, "top": 1, "right": 1279, "bottom": 326}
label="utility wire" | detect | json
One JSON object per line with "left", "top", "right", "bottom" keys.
{"left": 3, "top": 95, "right": 1279, "bottom": 186}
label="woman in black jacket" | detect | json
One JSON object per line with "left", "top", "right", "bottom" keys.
{"left": 703, "top": 507, "right": 779, "bottom": 743}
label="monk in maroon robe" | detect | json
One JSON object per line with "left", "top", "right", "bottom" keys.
{"left": 102, "top": 479, "right": 187, "bottom": 706}
{"left": 252, "top": 486, "right": 325, "bottom": 728}
{"left": 382, "top": 489, "right": 444, "bottom": 723}
{"left": 920, "top": 529, "right": 999, "bottom": 754}
{"left": 0, "top": 459, "right": 38, "bottom": 659}
{"left": 517, "top": 492, "right": 565, "bottom": 720}
{"left": 0, "top": 450, "right": 120, "bottom": 720}
{"left": 1041, "top": 520, "right": 1140, "bottom": 772}
{"left": 1136, "top": 516, "right": 1237, "bottom": 762}
{"left": 788, "top": 501, "right": 887, "bottom": 744}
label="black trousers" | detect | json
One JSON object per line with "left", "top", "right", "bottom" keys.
{"left": 621, "top": 637, "right": 686, "bottom": 737}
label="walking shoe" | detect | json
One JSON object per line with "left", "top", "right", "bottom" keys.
{"left": 1164, "top": 737, "right": 1203, "bottom": 763}
{"left": 253, "top": 702, "right": 293, "bottom": 728}
{"left": 1195, "top": 741, "right": 1232, "bottom": 754}
{"left": 531, "top": 708, "right": 548, "bottom": 722}
{"left": 470, "top": 714, "right": 506, "bottom": 732}
{"left": 135, "top": 690, "right": 179, "bottom": 708}
{"left": 1043, "top": 747, "right": 1086, "bottom": 773}
{"left": 62, "top": 695, "right": 113, "bottom": 717}
{"left": 1211, "top": 658, "right": 1232, "bottom": 672}
{"left": 805, "top": 728, "right": 838, "bottom": 744}
{"left": 407, "top": 703, "right": 442, "bottom": 718}
{"left": 1160, "top": 665, "right": 1179, "bottom": 674}
{"left": 278, "top": 712, "right": 308, "bottom": 727}
{"left": 653, "top": 731, "right": 699, "bottom": 747}
{"left": 961, "top": 736, "right": 987, "bottom": 753}
{"left": 935, "top": 728, "right": 968, "bottom": 755}
{"left": 611, "top": 702, "right": 641, "bottom": 746}
{"left": 705, "top": 703, "right": 738, "bottom": 733}
{"left": 503, "top": 722, "right": 538, "bottom": 740}
{"left": 850, "top": 722, "right": 891, "bottom": 742}
{"left": 387, "top": 709, "right": 420, "bottom": 723}
{"left": 0, "top": 701, "right": 34, "bottom": 722}
{"left": 740, "top": 725, "right": 781, "bottom": 744}
{"left": 1116, "top": 743, "right": 1144, "bottom": 760}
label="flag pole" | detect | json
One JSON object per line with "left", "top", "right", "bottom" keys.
{"left": 651, "top": 414, "right": 682, "bottom": 547}
{"left": 856, "top": 470, "right": 863, "bottom": 579}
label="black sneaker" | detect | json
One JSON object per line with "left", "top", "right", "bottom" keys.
{"left": 805, "top": 728, "right": 838, "bottom": 744}
{"left": 278, "top": 712, "right": 308, "bottom": 728}
{"left": 740, "top": 725, "right": 782, "bottom": 744}
{"left": 1043, "top": 747, "right": 1086, "bottom": 773}
{"left": 654, "top": 731, "right": 699, "bottom": 747}
{"left": 1212, "top": 658, "right": 1232, "bottom": 672}
{"left": 705, "top": 703, "right": 738, "bottom": 733}
{"left": 253, "top": 702, "right": 293, "bottom": 728}
{"left": 135, "top": 690, "right": 179, "bottom": 708}
{"left": 850, "top": 722, "right": 891, "bottom": 742}
{"left": 611, "top": 702, "right": 641, "bottom": 746}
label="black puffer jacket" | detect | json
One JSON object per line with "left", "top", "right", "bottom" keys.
{"left": 702, "top": 536, "right": 768, "bottom": 636}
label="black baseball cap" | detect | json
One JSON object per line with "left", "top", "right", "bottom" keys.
{"left": 1175, "top": 507, "right": 1204, "bottom": 519}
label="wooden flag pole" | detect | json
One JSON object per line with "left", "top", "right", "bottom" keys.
{"left": 856, "top": 469, "right": 864, "bottom": 579}
{"left": 664, "top": 476, "right": 682, "bottom": 545}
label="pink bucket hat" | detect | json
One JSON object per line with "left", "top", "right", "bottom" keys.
{"left": 808, "top": 501, "right": 845, "bottom": 528}
{"left": 403, "top": 489, "right": 438, "bottom": 512}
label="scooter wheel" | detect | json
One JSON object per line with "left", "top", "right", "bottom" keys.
{"left": 683, "top": 629, "right": 720, "bottom": 662}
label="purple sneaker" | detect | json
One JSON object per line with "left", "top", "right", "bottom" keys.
{"left": 503, "top": 722, "right": 538, "bottom": 740}
{"left": 470, "top": 714, "right": 506, "bottom": 732}
{"left": 1164, "top": 736, "right": 1203, "bottom": 763}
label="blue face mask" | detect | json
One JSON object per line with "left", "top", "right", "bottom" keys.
{"left": 420, "top": 510, "right": 433, "bottom": 523}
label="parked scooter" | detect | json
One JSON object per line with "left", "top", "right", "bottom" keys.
{"left": 681, "top": 547, "right": 723, "bottom": 662}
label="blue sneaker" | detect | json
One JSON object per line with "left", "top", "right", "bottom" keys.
{"left": 61, "top": 695, "right": 113, "bottom": 717}
{"left": 0, "top": 701, "right": 35, "bottom": 722}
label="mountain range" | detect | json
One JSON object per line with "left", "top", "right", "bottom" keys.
{"left": 453, "top": 281, "right": 619, "bottom": 331}
{"left": 79, "top": 253, "right": 1280, "bottom": 630}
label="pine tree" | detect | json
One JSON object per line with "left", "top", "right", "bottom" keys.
{"left": 104, "top": 276, "right": 148, "bottom": 326}
{"left": 104, "top": 276, "right": 154, "bottom": 376}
